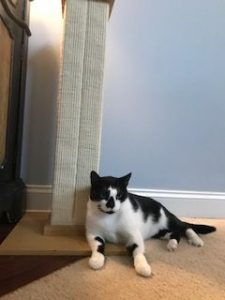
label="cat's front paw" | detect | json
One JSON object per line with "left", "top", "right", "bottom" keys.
{"left": 167, "top": 239, "right": 178, "bottom": 251}
{"left": 134, "top": 254, "right": 152, "bottom": 277}
{"left": 89, "top": 252, "right": 105, "bottom": 270}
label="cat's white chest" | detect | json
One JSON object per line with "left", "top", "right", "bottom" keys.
{"left": 86, "top": 201, "right": 122, "bottom": 243}
{"left": 98, "top": 214, "right": 119, "bottom": 242}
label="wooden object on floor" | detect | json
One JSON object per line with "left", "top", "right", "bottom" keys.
{"left": 44, "top": 223, "right": 85, "bottom": 236}
{"left": 0, "top": 212, "right": 126, "bottom": 256}
{"left": 0, "top": 0, "right": 30, "bottom": 222}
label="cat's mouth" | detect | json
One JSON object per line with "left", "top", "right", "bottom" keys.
{"left": 98, "top": 206, "right": 115, "bottom": 214}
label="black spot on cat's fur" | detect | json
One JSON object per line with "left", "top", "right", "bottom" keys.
{"left": 95, "top": 236, "right": 105, "bottom": 254}
{"left": 170, "top": 232, "right": 181, "bottom": 243}
{"left": 127, "top": 243, "right": 138, "bottom": 255}
{"left": 165, "top": 208, "right": 188, "bottom": 235}
{"left": 152, "top": 229, "right": 170, "bottom": 239}
{"left": 152, "top": 230, "right": 181, "bottom": 243}
{"left": 128, "top": 194, "right": 138, "bottom": 211}
{"left": 129, "top": 193, "right": 161, "bottom": 222}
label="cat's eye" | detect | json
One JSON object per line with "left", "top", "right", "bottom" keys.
{"left": 99, "top": 190, "right": 109, "bottom": 199}
{"left": 99, "top": 193, "right": 105, "bottom": 199}
{"left": 117, "top": 191, "right": 124, "bottom": 199}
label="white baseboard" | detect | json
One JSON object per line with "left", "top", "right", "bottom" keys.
{"left": 25, "top": 185, "right": 225, "bottom": 218}
{"left": 130, "top": 188, "right": 225, "bottom": 218}
{"left": 26, "top": 185, "right": 52, "bottom": 212}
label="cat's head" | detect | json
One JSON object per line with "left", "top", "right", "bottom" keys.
{"left": 90, "top": 171, "right": 132, "bottom": 214}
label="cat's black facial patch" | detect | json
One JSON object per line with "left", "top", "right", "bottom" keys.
{"left": 90, "top": 171, "right": 131, "bottom": 203}
{"left": 90, "top": 185, "right": 110, "bottom": 202}
{"left": 106, "top": 197, "right": 115, "bottom": 209}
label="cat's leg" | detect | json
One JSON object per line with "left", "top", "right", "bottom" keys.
{"left": 167, "top": 232, "right": 181, "bottom": 252}
{"left": 126, "top": 232, "right": 151, "bottom": 277}
{"left": 87, "top": 233, "right": 105, "bottom": 270}
{"left": 185, "top": 228, "right": 204, "bottom": 247}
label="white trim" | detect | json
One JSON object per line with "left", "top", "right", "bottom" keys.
{"left": 129, "top": 188, "right": 225, "bottom": 200}
{"left": 26, "top": 185, "right": 52, "bottom": 211}
{"left": 129, "top": 188, "right": 225, "bottom": 218}
{"left": 25, "top": 185, "right": 225, "bottom": 218}
{"left": 26, "top": 185, "right": 52, "bottom": 194}
{"left": 26, "top": 209, "right": 52, "bottom": 213}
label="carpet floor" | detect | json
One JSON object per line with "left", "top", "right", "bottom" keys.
{"left": 1, "top": 218, "right": 225, "bottom": 300}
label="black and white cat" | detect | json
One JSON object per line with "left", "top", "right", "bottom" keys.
{"left": 86, "top": 171, "right": 216, "bottom": 277}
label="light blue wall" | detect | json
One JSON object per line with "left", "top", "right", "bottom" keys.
{"left": 100, "top": 0, "right": 225, "bottom": 192}
{"left": 21, "top": 1, "right": 62, "bottom": 185}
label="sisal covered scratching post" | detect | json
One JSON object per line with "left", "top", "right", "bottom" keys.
{"left": 50, "top": 0, "right": 111, "bottom": 227}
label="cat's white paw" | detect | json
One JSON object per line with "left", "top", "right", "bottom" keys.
{"left": 188, "top": 238, "right": 204, "bottom": 247}
{"left": 134, "top": 254, "right": 152, "bottom": 277}
{"left": 186, "top": 229, "right": 204, "bottom": 247}
{"left": 167, "top": 239, "right": 178, "bottom": 252}
{"left": 135, "top": 263, "right": 152, "bottom": 277}
{"left": 89, "top": 252, "right": 105, "bottom": 270}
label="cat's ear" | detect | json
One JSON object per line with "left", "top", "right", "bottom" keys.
{"left": 119, "top": 172, "right": 132, "bottom": 187}
{"left": 90, "top": 170, "right": 100, "bottom": 185}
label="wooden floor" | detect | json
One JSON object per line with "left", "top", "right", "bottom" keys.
{"left": 0, "top": 223, "right": 81, "bottom": 297}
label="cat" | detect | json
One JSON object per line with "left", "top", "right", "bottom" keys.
{"left": 85, "top": 171, "right": 216, "bottom": 277}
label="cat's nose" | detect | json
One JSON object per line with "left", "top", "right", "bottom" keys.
{"left": 106, "top": 197, "right": 115, "bottom": 209}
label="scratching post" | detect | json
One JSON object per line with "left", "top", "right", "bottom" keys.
{"left": 50, "top": 0, "right": 109, "bottom": 226}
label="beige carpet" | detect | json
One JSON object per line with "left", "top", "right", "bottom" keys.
{"left": 2, "top": 218, "right": 225, "bottom": 300}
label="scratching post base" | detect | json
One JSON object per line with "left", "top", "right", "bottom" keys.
{"left": 0, "top": 212, "right": 126, "bottom": 256}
